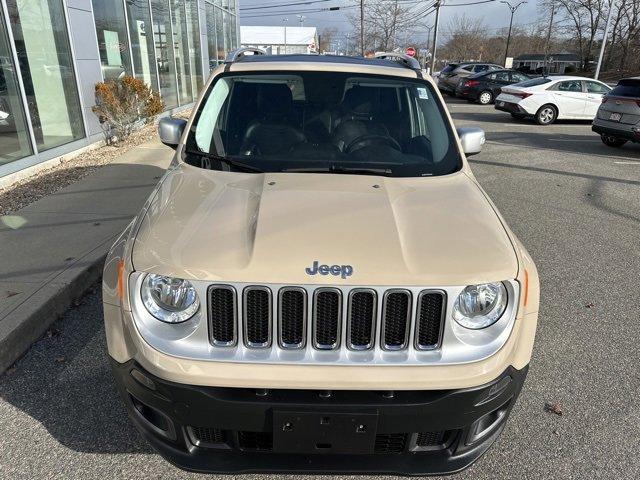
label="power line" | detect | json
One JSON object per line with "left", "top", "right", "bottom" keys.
{"left": 240, "top": 0, "right": 336, "bottom": 11}
{"left": 242, "top": 5, "right": 356, "bottom": 19}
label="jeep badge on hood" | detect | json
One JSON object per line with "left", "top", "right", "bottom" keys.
{"left": 305, "top": 261, "right": 353, "bottom": 279}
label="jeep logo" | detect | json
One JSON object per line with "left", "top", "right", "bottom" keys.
{"left": 305, "top": 261, "right": 353, "bottom": 279}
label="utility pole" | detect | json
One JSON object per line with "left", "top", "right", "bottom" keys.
{"left": 430, "top": 1, "right": 442, "bottom": 73}
{"left": 360, "top": 0, "right": 365, "bottom": 55}
{"left": 542, "top": 4, "right": 555, "bottom": 76}
{"left": 283, "top": 18, "right": 288, "bottom": 55}
{"left": 501, "top": 1, "right": 527, "bottom": 67}
{"left": 595, "top": 0, "right": 614, "bottom": 79}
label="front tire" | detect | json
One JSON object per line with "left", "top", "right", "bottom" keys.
{"left": 600, "top": 134, "right": 628, "bottom": 148}
{"left": 535, "top": 105, "right": 557, "bottom": 125}
{"left": 478, "top": 90, "right": 493, "bottom": 105}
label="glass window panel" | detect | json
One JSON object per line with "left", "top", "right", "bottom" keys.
{"left": 229, "top": 14, "right": 237, "bottom": 50}
{"left": 91, "top": 0, "right": 132, "bottom": 81}
{"left": 170, "top": 0, "right": 192, "bottom": 104}
{"left": 215, "top": 7, "right": 225, "bottom": 63}
{"left": 185, "top": 0, "right": 203, "bottom": 93}
{"left": 7, "top": 0, "right": 85, "bottom": 152}
{"left": 150, "top": 0, "right": 178, "bottom": 108}
{"left": 224, "top": 11, "right": 232, "bottom": 57}
{"left": 125, "top": 0, "right": 158, "bottom": 89}
{"left": 0, "top": 13, "right": 32, "bottom": 164}
{"left": 205, "top": 2, "right": 218, "bottom": 71}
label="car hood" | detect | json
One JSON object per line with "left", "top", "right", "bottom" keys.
{"left": 132, "top": 164, "right": 518, "bottom": 286}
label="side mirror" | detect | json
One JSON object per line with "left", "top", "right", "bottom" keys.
{"left": 158, "top": 117, "right": 187, "bottom": 149}
{"left": 456, "top": 127, "right": 485, "bottom": 156}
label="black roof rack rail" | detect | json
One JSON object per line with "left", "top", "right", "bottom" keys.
{"left": 225, "top": 48, "right": 266, "bottom": 64}
{"left": 374, "top": 52, "right": 421, "bottom": 71}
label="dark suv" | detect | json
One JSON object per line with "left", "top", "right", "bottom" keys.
{"left": 592, "top": 77, "right": 640, "bottom": 147}
{"left": 455, "top": 69, "right": 531, "bottom": 104}
{"left": 437, "top": 62, "right": 502, "bottom": 95}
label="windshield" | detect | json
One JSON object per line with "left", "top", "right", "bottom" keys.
{"left": 185, "top": 71, "right": 461, "bottom": 177}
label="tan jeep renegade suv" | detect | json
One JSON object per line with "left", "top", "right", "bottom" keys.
{"left": 102, "top": 50, "right": 540, "bottom": 475}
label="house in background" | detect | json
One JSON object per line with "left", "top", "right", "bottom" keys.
{"left": 241, "top": 26, "right": 319, "bottom": 55}
{"left": 513, "top": 53, "right": 581, "bottom": 74}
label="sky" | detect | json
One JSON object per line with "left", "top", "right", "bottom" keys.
{"left": 239, "top": 0, "right": 545, "bottom": 46}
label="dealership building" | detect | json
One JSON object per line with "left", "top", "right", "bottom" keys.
{"left": 0, "top": 0, "right": 239, "bottom": 180}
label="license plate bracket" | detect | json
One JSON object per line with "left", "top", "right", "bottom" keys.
{"left": 273, "top": 411, "right": 378, "bottom": 454}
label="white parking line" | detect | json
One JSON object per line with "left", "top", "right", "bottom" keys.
{"left": 613, "top": 161, "right": 640, "bottom": 165}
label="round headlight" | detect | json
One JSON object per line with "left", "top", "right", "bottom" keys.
{"left": 141, "top": 274, "right": 200, "bottom": 323}
{"left": 452, "top": 282, "right": 508, "bottom": 329}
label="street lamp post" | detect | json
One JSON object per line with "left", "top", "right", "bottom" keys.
{"left": 501, "top": 1, "right": 527, "bottom": 67}
{"left": 430, "top": 1, "right": 442, "bottom": 74}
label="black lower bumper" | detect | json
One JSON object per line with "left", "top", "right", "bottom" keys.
{"left": 495, "top": 101, "right": 528, "bottom": 115}
{"left": 111, "top": 359, "right": 528, "bottom": 476}
{"left": 592, "top": 124, "right": 640, "bottom": 142}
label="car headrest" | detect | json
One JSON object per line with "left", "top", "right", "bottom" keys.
{"left": 257, "top": 84, "right": 294, "bottom": 118}
{"left": 343, "top": 86, "right": 377, "bottom": 116}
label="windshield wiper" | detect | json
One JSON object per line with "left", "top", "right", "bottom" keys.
{"left": 281, "top": 165, "right": 393, "bottom": 176}
{"left": 184, "top": 149, "right": 264, "bottom": 173}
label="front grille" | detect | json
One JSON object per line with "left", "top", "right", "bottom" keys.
{"left": 415, "top": 291, "right": 445, "bottom": 349}
{"left": 206, "top": 284, "right": 447, "bottom": 354}
{"left": 243, "top": 287, "right": 271, "bottom": 347}
{"left": 313, "top": 289, "right": 342, "bottom": 349}
{"left": 208, "top": 286, "right": 237, "bottom": 346}
{"left": 189, "top": 426, "right": 225, "bottom": 447}
{"left": 348, "top": 289, "right": 376, "bottom": 349}
{"left": 416, "top": 430, "right": 446, "bottom": 447}
{"left": 238, "top": 431, "right": 273, "bottom": 451}
{"left": 279, "top": 288, "right": 306, "bottom": 348}
{"left": 382, "top": 290, "right": 411, "bottom": 350}
{"left": 374, "top": 433, "right": 407, "bottom": 453}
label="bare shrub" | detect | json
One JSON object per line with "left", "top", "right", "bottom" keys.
{"left": 92, "top": 76, "right": 164, "bottom": 145}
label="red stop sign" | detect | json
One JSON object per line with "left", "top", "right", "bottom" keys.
{"left": 406, "top": 47, "right": 416, "bottom": 57}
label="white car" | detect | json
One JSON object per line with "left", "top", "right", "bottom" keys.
{"left": 495, "top": 76, "right": 612, "bottom": 125}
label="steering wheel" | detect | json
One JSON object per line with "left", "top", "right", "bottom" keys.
{"left": 344, "top": 134, "right": 401, "bottom": 154}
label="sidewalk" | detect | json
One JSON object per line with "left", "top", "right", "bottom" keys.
{"left": 0, "top": 139, "right": 172, "bottom": 372}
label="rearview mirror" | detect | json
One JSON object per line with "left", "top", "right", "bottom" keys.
{"left": 158, "top": 117, "right": 187, "bottom": 149}
{"left": 456, "top": 127, "right": 485, "bottom": 156}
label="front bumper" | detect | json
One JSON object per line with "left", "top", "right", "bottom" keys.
{"left": 111, "top": 358, "right": 528, "bottom": 475}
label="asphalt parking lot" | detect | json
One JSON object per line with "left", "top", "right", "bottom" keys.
{"left": 1, "top": 98, "right": 639, "bottom": 479}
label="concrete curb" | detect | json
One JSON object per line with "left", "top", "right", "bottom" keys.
{"left": 0, "top": 238, "right": 114, "bottom": 373}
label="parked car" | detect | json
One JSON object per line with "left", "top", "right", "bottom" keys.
{"left": 437, "top": 62, "right": 503, "bottom": 95}
{"left": 103, "top": 49, "right": 539, "bottom": 475}
{"left": 495, "top": 76, "right": 612, "bottom": 125}
{"left": 592, "top": 77, "right": 640, "bottom": 147}
{"left": 455, "top": 69, "right": 532, "bottom": 104}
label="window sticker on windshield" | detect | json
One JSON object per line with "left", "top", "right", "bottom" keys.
{"left": 417, "top": 87, "right": 429, "bottom": 99}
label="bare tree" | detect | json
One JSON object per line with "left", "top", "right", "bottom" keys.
{"left": 319, "top": 27, "right": 339, "bottom": 53}
{"left": 348, "top": 0, "right": 426, "bottom": 52}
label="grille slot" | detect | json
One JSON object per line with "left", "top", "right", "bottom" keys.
{"left": 243, "top": 287, "right": 272, "bottom": 348}
{"left": 415, "top": 291, "right": 446, "bottom": 350}
{"left": 347, "top": 289, "right": 377, "bottom": 350}
{"left": 313, "top": 288, "right": 342, "bottom": 349}
{"left": 381, "top": 290, "right": 412, "bottom": 350}
{"left": 208, "top": 286, "right": 237, "bottom": 346}
{"left": 278, "top": 287, "right": 307, "bottom": 348}
{"left": 188, "top": 426, "right": 225, "bottom": 447}
{"left": 238, "top": 431, "right": 273, "bottom": 451}
{"left": 374, "top": 433, "right": 407, "bottom": 453}
{"left": 416, "top": 430, "right": 446, "bottom": 447}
